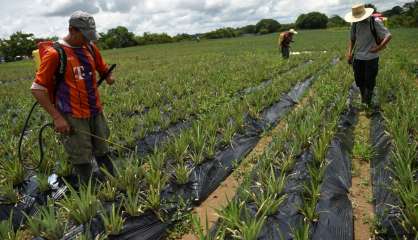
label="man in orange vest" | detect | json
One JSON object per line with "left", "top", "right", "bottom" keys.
{"left": 31, "top": 11, "right": 115, "bottom": 183}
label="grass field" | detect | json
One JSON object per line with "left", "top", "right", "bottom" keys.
{"left": 0, "top": 28, "right": 417, "bottom": 239}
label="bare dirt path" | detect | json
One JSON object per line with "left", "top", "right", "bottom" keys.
{"left": 350, "top": 110, "right": 375, "bottom": 240}
{"left": 181, "top": 89, "right": 315, "bottom": 240}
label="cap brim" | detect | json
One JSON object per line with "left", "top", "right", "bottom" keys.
{"left": 344, "top": 8, "right": 374, "bottom": 23}
{"left": 81, "top": 29, "right": 99, "bottom": 41}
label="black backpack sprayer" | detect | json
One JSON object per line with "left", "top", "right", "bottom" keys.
{"left": 17, "top": 62, "right": 119, "bottom": 171}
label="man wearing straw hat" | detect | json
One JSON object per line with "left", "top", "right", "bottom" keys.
{"left": 279, "top": 29, "right": 298, "bottom": 59}
{"left": 345, "top": 4, "right": 392, "bottom": 106}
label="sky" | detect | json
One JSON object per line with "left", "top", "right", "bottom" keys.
{"left": 0, "top": 0, "right": 410, "bottom": 39}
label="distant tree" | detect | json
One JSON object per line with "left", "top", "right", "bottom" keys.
{"left": 173, "top": 33, "right": 193, "bottom": 42}
{"left": 240, "top": 25, "right": 256, "bottom": 34}
{"left": 255, "top": 19, "right": 281, "bottom": 34}
{"left": 296, "top": 12, "right": 328, "bottom": 29}
{"left": 135, "top": 32, "right": 174, "bottom": 45}
{"left": 34, "top": 36, "right": 59, "bottom": 44}
{"left": 203, "top": 27, "right": 238, "bottom": 39}
{"left": 327, "top": 15, "right": 349, "bottom": 28}
{"left": 98, "top": 26, "right": 136, "bottom": 49}
{"left": 0, "top": 31, "right": 36, "bottom": 61}
{"left": 383, "top": 6, "right": 404, "bottom": 17}
{"left": 279, "top": 23, "right": 296, "bottom": 32}
{"left": 387, "top": 1, "right": 418, "bottom": 28}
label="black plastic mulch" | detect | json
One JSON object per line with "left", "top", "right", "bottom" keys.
{"left": 101, "top": 72, "right": 317, "bottom": 240}
{"left": 252, "top": 86, "right": 357, "bottom": 240}
{"left": 370, "top": 112, "right": 410, "bottom": 239}
{"left": 311, "top": 87, "right": 357, "bottom": 240}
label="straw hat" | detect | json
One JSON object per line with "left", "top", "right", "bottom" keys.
{"left": 344, "top": 4, "right": 374, "bottom": 23}
{"left": 289, "top": 29, "right": 298, "bottom": 34}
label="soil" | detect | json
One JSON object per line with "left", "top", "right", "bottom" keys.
{"left": 180, "top": 89, "right": 315, "bottom": 240}
{"left": 350, "top": 111, "right": 375, "bottom": 240}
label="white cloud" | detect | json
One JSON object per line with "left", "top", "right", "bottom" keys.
{"left": 43, "top": 0, "right": 100, "bottom": 16}
{"left": 0, "top": 0, "right": 411, "bottom": 38}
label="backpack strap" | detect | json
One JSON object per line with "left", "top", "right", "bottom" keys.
{"left": 369, "top": 17, "right": 379, "bottom": 44}
{"left": 52, "top": 42, "right": 67, "bottom": 101}
{"left": 86, "top": 43, "right": 97, "bottom": 60}
{"left": 86, "top": 42, "right": 105, "bottom": 78}
{"left": 352, "top": 23, "right": 357, "bottom": 43}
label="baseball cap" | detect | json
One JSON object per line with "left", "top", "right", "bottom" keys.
{"left": 69, "top": 11, "right": 99, "bottom": 41}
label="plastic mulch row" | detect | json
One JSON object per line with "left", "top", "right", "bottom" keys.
{"left": 370, "top": 112, "right": 410, "bottom": 239}
{"left": 236, "top": 86, "right": 357, "bottom": 240}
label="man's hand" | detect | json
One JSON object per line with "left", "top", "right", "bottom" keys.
{"left": 347, "top": 53, "right": 353, "bottom": 65}
{"left": 53, "top": 115, "right": 71, "bottom": 134}
{"left": 369, "top": 46, "right": 381, "bottom": 53}
{"left": 105, "top": 74, "right": 115, "bottom": 85}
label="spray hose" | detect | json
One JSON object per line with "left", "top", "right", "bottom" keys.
{"left": 18, "top": 64, "right": 117, "bottom": 170}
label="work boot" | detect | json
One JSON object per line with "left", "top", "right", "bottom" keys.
{"left": 95, "top": 154, "right": 114, "bottom": 176}
{"left": 73, "top": 163, "right": 93, "bottom": 185}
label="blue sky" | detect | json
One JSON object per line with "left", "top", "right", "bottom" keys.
{"left": 0, "top": 0, "right": 411, "bottom": 38}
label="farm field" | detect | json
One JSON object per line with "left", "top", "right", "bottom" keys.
{"left": 0, "top": 28, "right": 417, "bottom": 240}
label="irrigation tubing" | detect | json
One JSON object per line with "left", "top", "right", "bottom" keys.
{"left": 18, "top": 64, "right": 116, "bottom": 171}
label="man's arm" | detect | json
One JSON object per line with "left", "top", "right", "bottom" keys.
{"left": 347, "top": 24, "right": 356, "bottom": 64}
{"left": 369, "top": 34, "right": 392, "bottom": 53}
{"left": 347, "top": 39, "right": 355, "bottom": 63}
{"left": 91, "top": 44, "right": 115, "bottom": 85}
{"left": 369, "top": 19, "right": 392, "bottom": 53}
{"left": 31, "top": 49, "right": 70, "bottom": 133}
{"left": 31, "top": 88, "right": 70, "bottom": 133}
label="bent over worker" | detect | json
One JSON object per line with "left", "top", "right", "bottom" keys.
{"left": 279, "top": 29, "right": 298, "bottom": 59}
{"left": 31, "top": 11, "right": 115, "bottom": 183}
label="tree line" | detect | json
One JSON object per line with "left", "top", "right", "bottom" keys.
{"left": 0, "top": 1, "right": 416, "bottom": 61}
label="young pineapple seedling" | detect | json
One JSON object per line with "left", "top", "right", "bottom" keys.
{"left": 24, "top": 202, "right": 65, "bottom": 239}
{"left": 101, "top": 203, "right": 125, "bottom": 236}
{"left": 0, "top": 159, "right": 25, "bottom": 186}
{"left": 291, "top": 222, "right": 310, "bottom": 240}
{"left": 123, "top": 188, "right": 145, "bottom": 217}
{"left": 0, "top": 213, "right": 25, "bottom": 240}
{"left": 220, "top": 122, "right": 236, "bottom": 147}
{"left": 174, "top": 162, "right": 191, "bottom": 185}
{"left": 205, "top": 133, "right": 217, "bottom": 160}
{"left": 215, "top": 198, "right": 243, "bottom": 230}
{"left": 300, "top": 180, "right": 321, "bottom": 223}
{"left": 167, "top": 134, "right": 189, "bottom": 162}
{"left": 58, "top": 180, "right": 100, "bottom": 225}
{"left": 191, "top": 212, "right": 226, "bottom": 240}
{"left": 104, "top": 158, "right": 144, "bottom": 193}
{"left": 250, "top": 187, "right": 286, "bottom": 217}
{"left": 36, "top": 172, "right": 50, "bottom": 193}
{"left": 188, "top": 144, "right": 206, "bottom": 166}
{"left": 0, "top": 182, "right": 19, "bottom": 205}
{"left": 144, "top": 184, "right": 163, "bottom": 220}
{"left": 55, "top": 158, "right": 73, "bottom": 178}
{"left": 97, "top": 181, "right": 117, "bottom": 202}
